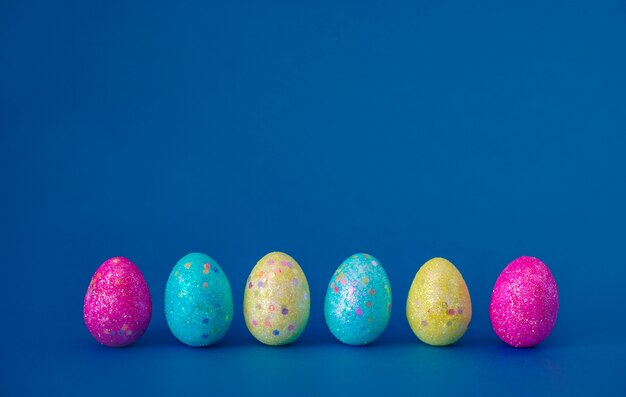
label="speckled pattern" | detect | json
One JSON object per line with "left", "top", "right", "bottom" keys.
{"left": 406, "top": 257, "right": 472, "bottom": 346}
{"left": 244, "top": 252, "right": 310, "bottom": 345}
{"left": 490, "top": 256, "right": 558, "bottom": 347}
{"left": 324, "top": 253, "right": 392, "bottom": 345}
{"left": 165, "top": 253, "right": 233, "bottom": 347}
{"left": 83, "top": 257, "right": 152, "bottom": 347}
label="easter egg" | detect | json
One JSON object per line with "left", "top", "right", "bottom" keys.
{"left": 244, "top": 252, "right": 310, "bottom": 345}
{"left": 83, "top": 257, "right": 152, "bottom": 347}
{"left": 164, "top": 253, "right": 233, "bottom": 347}
{"left": 324, "top": 253, "right": 392, "bottom": 345}
{"left": 406, "top": 257, "right": 472, "bottom": 346}
{"left": 490, "top": 256, "right": 558, "bottom": 347}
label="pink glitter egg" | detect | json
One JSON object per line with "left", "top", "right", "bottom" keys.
{"left": 84, "top": 257, "right": 152, "bottom": 347}
{"left": 489, "top": 256, "right": 558, "bottom": 347}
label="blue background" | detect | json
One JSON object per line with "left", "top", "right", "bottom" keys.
{"left": 1, "top": 0, "right": 625, "bottom": 395}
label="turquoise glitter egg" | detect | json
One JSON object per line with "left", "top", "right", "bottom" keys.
{"left": 165, "top": 253, "right": 233, "bottom": 347}
{"left": 324, "top": 253, "right": 392, "bottom": 345}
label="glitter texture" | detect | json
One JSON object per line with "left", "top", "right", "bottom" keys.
{"left": 83, "top": 257, "right": 152, "bottom": 347}
{"left": 243, "top": 252, "right": 310, "bottom": 345}
{"left": 165, "top": 253, "right": 233, "bottom": 347}
{"left": 324, "top": 253, "right": 392, "bottom": 345}
{"left": 406, "top": 257, "right": 472, "bottom": 346}
{"left": 489, "top": 256, "right": 558, "bottom": 347}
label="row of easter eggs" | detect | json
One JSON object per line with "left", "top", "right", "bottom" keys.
{"left": 83, "top": 252, "right": 558, "bottom": 348}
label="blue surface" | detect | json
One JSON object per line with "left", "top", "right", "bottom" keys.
{"left": 1, "top": 0, "right": 625, "bottom": 395}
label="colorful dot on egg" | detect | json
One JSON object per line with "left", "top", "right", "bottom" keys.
{"left": 366, "top": 301, "right": 372, "bottom": 308}
{"left": 447, "top": 309, "right": 456, "bottom": 316}
{"left": 371, "top": 260, "right": 378, "bottom": 267}
{"left": 356, "top": 308, "right": 363, "bottom": 316}
{"left": 248, "top": 282, "right": 253, "bottom": 289}
{"left": 281, "top": 308, "right": 289, "bottom": 315}
{"left": 184, "top": 262, "right": 191, "bottom": 269}
{"left": 288, "top": 324, "right": 295, "bottom": 331}
{"left": 203, "top": 263, "right": 211, "bottom": 274}
{"left": 252, "top": 319, "right": 258, "bottom": 326}
{"left": 362, "top": 277, "right": 369, "bottom": 285}
{"left": 202, "top": 282, "right": 208, "bottom": 288}
{"left": 273, "top": 329, "right": 280, "bottom": 336}
{"left": 421, "top": 320, "right": 428, "bottom": 327}
{"left": 269, "top": 304, "right": 275, "bottom": 311}
{"left": 202, "top": 318, "right": 209, "bottom": 324}
{"left": 369, "top": 288, "right": 376, "bottom": 295}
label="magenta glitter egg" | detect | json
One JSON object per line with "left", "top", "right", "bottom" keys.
{"left": 83, "top": 257, "right": 152, "bottom": 347}
{"left": 489, "top": 256, "right": 558, "bottom": 347}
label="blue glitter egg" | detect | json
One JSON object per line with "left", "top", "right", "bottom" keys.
{"left": 324, "top": 253, "right": 392, "bottom": 345}
{"left": 165, "top": 253, "right": 233, "bottom": 346}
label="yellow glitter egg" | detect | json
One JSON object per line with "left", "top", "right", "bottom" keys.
{"left": 406, "top": 257, "right": 472, "bottom": 346}
{"left": 243, "top": 252, "right": 310, "bottom": 345}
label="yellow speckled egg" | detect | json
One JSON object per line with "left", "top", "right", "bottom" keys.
{"left": 406, "top": 257, "right": 472, "bottom": 346}
{"left": 244, "top": 252, "right": 310, "bottom": 345}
